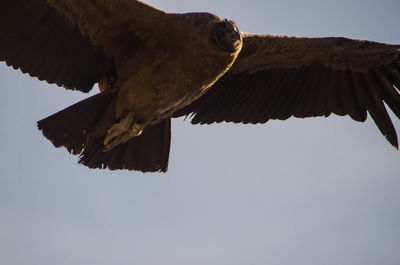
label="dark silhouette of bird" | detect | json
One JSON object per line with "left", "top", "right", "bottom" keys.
{"left": 1, "top": 0, "right": 400, "bottom": 172}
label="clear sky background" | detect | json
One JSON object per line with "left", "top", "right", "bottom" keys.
{"left": 1, "top": 1, "right": 400, "bottom": 264}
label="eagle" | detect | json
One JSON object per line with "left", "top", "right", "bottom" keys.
{"left": 1, "top": 0, "right": 400, "bottom": 172}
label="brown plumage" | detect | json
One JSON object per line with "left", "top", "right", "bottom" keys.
{"left": 1, "top": 0, "right": 400, "bottom": 172}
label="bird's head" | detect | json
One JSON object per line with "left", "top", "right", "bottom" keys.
{"left": 212, "top": 19, "right": 242, "bottom": 54}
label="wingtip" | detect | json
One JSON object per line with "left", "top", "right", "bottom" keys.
{"left": 385, "top": 133, "right": 399, "bottom": 150}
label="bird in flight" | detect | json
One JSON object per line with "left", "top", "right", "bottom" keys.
{"left": 1, "top": 0, "right": 400, "bottom": 172}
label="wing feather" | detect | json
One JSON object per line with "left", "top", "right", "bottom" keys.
{"left": 47, "top": 0, "right": 172, "bottom": 53}
{"left": 374, "top": 68, "right": 400, "bottom": 119}
{"left": 1, "top": 0, "right": 172, "bottom": 93}
{"left": 0, "top": 0, "right": 115, "bottom": 92}
{"left": 363, "top": 73, "right": 398, "bottom": 146}
{"left": 174, "top": 34, "right": 400, "bottom": 148}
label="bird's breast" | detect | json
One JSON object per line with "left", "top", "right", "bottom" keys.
{"left": 114, "top": 34, "right": 239, "bottom": 121}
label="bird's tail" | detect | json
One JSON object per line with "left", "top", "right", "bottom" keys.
{"left": 37, "top": 89, "right": 171, "bottom": 172}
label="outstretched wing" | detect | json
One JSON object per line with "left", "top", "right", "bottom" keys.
{"left": 174, "top": 34, "right": 400, "bottom": 148}
{"left": 0, "top": 0, "right": 169, "bottom": 92}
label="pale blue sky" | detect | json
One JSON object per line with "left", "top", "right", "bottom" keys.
{"left": 1, "top": 1, "right": 400, "bottom": 265}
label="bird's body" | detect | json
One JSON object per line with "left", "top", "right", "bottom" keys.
{"left": 1, "top": 0, "right": 399, "bottom": 172}
{"left": 111, "top": 13, "right": 241, "bottom": 139}
{"left": 43, "top": 1, "right": 243, "bottom": 151}
{"left": 102, "top": 24, "right": 241, "bottom": 150}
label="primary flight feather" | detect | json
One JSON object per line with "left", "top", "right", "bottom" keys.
{"left": 1, "top": 0, "right": 399, "bottom": 172}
